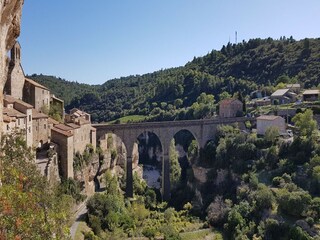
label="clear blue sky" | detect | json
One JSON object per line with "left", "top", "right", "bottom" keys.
{"left": 19, "top": 0, "right": 320, "bottom": 85}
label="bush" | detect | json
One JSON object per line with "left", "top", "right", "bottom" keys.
{"left": 277, "top": 189, "right": 312, "bottom": 217}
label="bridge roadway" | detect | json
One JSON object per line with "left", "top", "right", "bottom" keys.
{"left": 93, "top": 117, "right": 251, "bottom": 200}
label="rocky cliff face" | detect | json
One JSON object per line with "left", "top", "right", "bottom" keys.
{"left": 0, "top": 0, "right": 23, "bottom": 135}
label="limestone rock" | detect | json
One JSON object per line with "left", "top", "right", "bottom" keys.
{"left": 0, "top": 0, "right": 24, "bottom": 135}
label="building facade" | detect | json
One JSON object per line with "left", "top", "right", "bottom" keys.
{"left": 219, "top": 98, "right": 243, "bottom": 118}
{"left": 257, "top": 115, "right": 286, "bottom": 135}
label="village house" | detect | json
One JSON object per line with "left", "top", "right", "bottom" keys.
{"left": 23, "top": 78, "right": 51, "bottom": 112}
{"left": 219, "top": 98, "right": 243, "bottom": 118}
{"left": 49, "top": 108, "right": 96, "bottom": 179}
{"left": 257, "top": 115, "right": 286, "bottom": 135}
{"left": 32, "top": 109, "right": 50, "bottom": 150}
{"left": 271, "top": 89, "right": 297, "bottom": 105}
{"left": 303, "top": 89, "right": 319, "bottom": 101}
{"left": 3, "top": 95, "right": 33, "bottom": 147}
{"left": 286, "top": 84, "right": 301, "bottom": 94}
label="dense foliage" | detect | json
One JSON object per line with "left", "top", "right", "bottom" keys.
{"left": 0, "top": 132, "right": 72, "bottom": 239}
{"left": 28, "top": 37, "right": 320, "bottom": 123}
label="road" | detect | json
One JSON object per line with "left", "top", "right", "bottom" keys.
{"left": 69, "top": 201, "right": 88, "bottom": 239}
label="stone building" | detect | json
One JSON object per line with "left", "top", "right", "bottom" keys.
{"left": 1, "top": 41, "right": 98, "bottom": 182}
{"left": 23, "top": 78, "right": 51, "bottom": 112}
{"left": 257, "top": 115, "right": 286, "bottom": 135}
{"left": 51, "top": 126, "right": 74, "bottom": 179}
{"left": 219, "top": 98, "right": 243, "bottom": 118}
{"left": 271, "top": 89, "right": 297, "bottom": 105}
{"left": 303, "top": 89, "right": 319, "bottom": 102}
{"left": 32, "top": 109, "right": 49, "bottom": 149}
{"left": 49, "top": 109, "right": 96, "bottom": 179}
{"left": 4, "top": 42, "right": 25, "bottom": 100}
{"left": 3, "top": 95, "right": 33, "bottom": 147}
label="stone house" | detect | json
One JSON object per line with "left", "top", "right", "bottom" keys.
{"left": 271, "top": 89, "right": 297, "bottom": 105}
{"left": 219, "top": 98, "right": 243, "bottom": 118}
{"left": 257, "top": 115, "right": 286, "bottom": 135}
{"left": 303, "top": 89, "right": 319, "bottom": 101}
{"left": 3, "top": 95, "right": 33, "bottom": 147}
{"left": 32, "top": 109, "right": 50, "bottom": 149}
{"left": 23, "top": 78, "right": 51, "bottom": 112}
{"left": 51, "top": 126, "right": 74, "bottom": 179}
{"left": 286, "top": 84, "right": 301, "bottom": 94}
{"left": 49, "top": 109, "right": 96, "bottom": 179}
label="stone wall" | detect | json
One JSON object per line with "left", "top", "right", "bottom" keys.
{"left": 51, "top": 130, "right": 74, "bottom": 179}
{"left": 0, "top": 0, "right": 24, "bottom": 137}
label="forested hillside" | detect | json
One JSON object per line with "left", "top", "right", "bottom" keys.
{"left": 28, "top": 37, "right": 320, "bottom": 123}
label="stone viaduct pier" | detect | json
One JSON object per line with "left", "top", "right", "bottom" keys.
{"left": 93, "top": 117, "right": 251, "bottom": 200}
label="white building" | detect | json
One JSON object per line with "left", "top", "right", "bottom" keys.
{"left": 257, "top": 115, "right": 286, "bottom": 135}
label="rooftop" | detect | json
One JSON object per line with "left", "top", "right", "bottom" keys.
{"left": 271, "top": 89, "right": 289, "bottom": 97}
{"left": 4, "top": 95, "right": 33, "bottom": 109}
{"left": 257, "top": 115, "right": 282, "bottom": 121}
{"left": 286, "top": 84, "right": 301, "bottom": 88}
{"left": 219, "top": 98, "right": 242, "bottom": 105}
{"left": 32, "top": 109, "right": 48, "bottom": 119}
{"left": 52, "top": 127, "right": 73, "bottom": 137}
{"left": 48, "top": 117, "right": 60, "bottom": 125}
{"left": 3, "top": 107, "right": 26, "bottom": 118}
{"left": 55, "top": 124, "right": 74, "bottom": 132}
{"left": 303, "top": 89, "right": 320, "bottom": 95}
{"left": 25, "top": 77, "right": 49, "bottom": 90}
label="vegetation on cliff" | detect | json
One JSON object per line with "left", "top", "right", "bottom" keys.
{"left": 0, "top": 132, "right": 73, "bottom": 239}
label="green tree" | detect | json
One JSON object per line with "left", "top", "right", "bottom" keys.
{"left": 292, "top": 109, "right": 317, "bottom": 137}
{"left": 219, "top": 91, "right": 231, "bottom": 101}
{"left": 0, "top": 131, "right": 71, "bottom": 239}
{"left": 169, "top": 139, "right": 181, "bottom": 188}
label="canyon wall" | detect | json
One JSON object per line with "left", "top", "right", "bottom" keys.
{"left": 0, "top": 0, "right": 24, "bottom": 136}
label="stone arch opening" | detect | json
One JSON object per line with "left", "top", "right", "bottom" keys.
{"left": 98, "top": 133, "right": 127, "bottom": 191}
{"left": 172, "top": 129, "right": 199, "bottom": 181}
{"left": 136, "top": 131, "right": 163, "bottom": 191}
{"left": 168, "top": 129, "right": 199, "bottom": 208}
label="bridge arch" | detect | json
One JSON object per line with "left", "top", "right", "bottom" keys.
{"left": 136, "top": 131, "right": 163, "bottom": 192}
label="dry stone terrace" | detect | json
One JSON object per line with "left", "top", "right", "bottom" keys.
{"left": 93, "top": 116, "right": 252, "bottom": 200}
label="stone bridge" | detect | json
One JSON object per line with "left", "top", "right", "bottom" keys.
{"left": 93, "top": 117, "right": 251, "bottom": 200}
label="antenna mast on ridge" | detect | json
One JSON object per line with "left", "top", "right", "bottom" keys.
{"left": 235, "top": 31, "right": 237, "bottom": 44}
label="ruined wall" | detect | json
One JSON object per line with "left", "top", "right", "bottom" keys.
{"left": 0, "top": 0, "right": 24, "bottom": 137}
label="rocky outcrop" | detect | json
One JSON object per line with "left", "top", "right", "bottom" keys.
{"left": 0, "top": 0, "right": 24, "bottom": 136}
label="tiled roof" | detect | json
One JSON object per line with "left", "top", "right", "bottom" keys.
{"left": 52, "top": 127, "right": 73, "bottom": 137}
{"left": 48, "top": 117, "right": 60, "bottom": 125}
{"left": 4, "top": 95, "right": 33, "bottom": 109}
{"left": 66, "top": 123, "right": 80, "bottom": 129}
{"left": 32, "top": 109, "right": 48, "bottom": 119}
{"left": 271, "top": 89, "right": 289, "bottom": 97}
{"left": 257, "top": 115, "right": 281, "bottom": 121}
{"left": 3, "top": 107, "right": 26, "bottom": 118}
{"left": 3, "top": 115, "right": 12, "bottom": 123}
{"left": 286, "top": 84, "right": 300, "bottom": 88}
{"left": 25, "top": 77, "right": 49, "bottom": 90}
{"left": 55, "top": 124, "right": 74, "bottom": 131}
{"left": 219, "top": 98, "right": 242, "bottom": 105}
{"left": 303, "top": 89, "right": 319, "bottom": 95}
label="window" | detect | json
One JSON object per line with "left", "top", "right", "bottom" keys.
{"left": 28, "top": 127, "right": 31, "bottom": 133}
{"left": 29, "top": 115, "right": 31, "bottom": 122}
{"left": 18, "top": 119, "right": 20, "bottom": 125}
{"left": 44, "top": 124, "right": 46, "bottom": 129}
{"left": 7, "top": 125, "right": 9, "bottom": 131}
